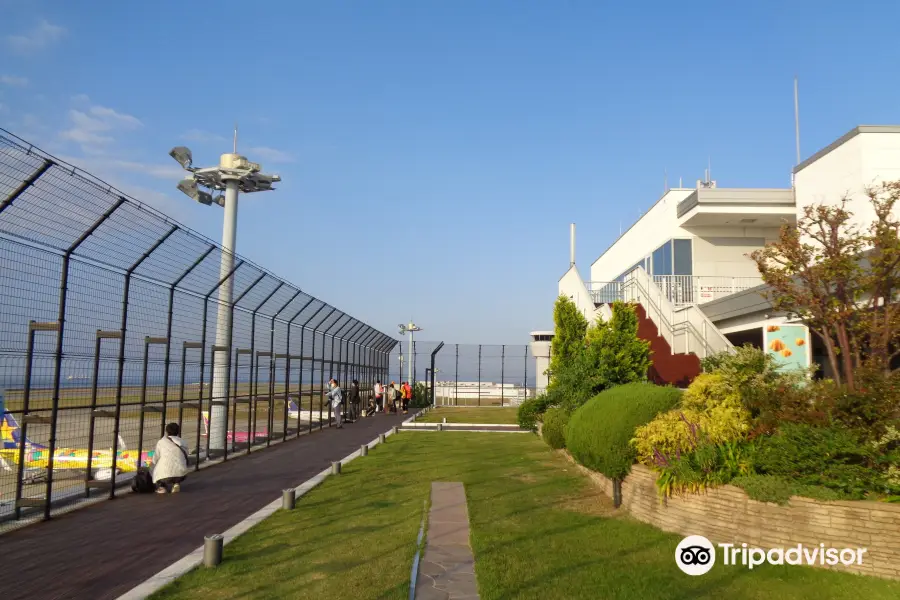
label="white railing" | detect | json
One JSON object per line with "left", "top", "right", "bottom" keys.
{"left": 652, "top": 275, "right": 763, "bottom": 306}
{"left": 622, "top": 268, "right": 733, "bottom": 358}
{"left": 588, "top": 275, "right": 762, "bottom": 307}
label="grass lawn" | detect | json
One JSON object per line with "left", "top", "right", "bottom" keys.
{"left": 152, "top": 434, "right": 900, "bottom": 600}
{"left": 415, "top": 406, "right": 519, "bottom": 424}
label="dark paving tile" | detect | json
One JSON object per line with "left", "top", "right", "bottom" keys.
{"left": 0, "top": 413, "right": 410, "bottom": 600}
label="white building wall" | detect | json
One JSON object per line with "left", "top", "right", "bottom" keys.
{"left": 795, "top": 130, "right": 900, "bottom": 236}
{"left": 590, "top": 189, "right": 692, "bottom": 282}
{"left": 558, "top": 265, "right": 598, "bottom": 321}
{"left": 691, "top": 235, "right": 770, "bottom": 278}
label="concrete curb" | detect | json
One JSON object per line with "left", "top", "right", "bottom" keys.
{"left": 402, "top": 422, "right": 520, "bottom": 428}
{"left": 117, "top": 412, "right": 419, "bottom": 600}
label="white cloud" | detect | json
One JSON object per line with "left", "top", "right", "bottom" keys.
{"left": 181, "top": 129, "right": 228, "bottom": 144}
{"left": 71, "top": 93, "right": 91, "bottom": 104}
{"left": 88, "top": 105, "right": 142, "bottom": 128}
{"left": 0, "top": 75, "right": 28, "bottom": 87}
{"left": 59, "top": 104, "right": 143, "bottom": 153}
{"left": 55, "top": 154, "right": 184, "bottom": 181}
{"left": 244, "top": 145, "right": 294, "bottom": 163}
{"left": 6, "top": 19, "right": 65, "bottom": 54}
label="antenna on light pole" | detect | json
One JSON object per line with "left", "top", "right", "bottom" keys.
{"left": 794, "top": 76, "right": 801, "bottom": 165}
{"left": 169, "top": 134, "right": 282, "bottom": 452}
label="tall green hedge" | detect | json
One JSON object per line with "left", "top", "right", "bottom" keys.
{"left": 541, "top": 407, "right": 570, "bottom": 449}
{"left": 566, "top": 383, "right": 681, "bottom": 480}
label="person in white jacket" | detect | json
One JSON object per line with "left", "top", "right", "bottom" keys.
{"left": 152, "top": 422, "right": 189, "bottom": 494}
{"left": 374, "top": 380, "right": 384, "bottom": 413}
{"left": 325, "top": 378, "right": 344, "bottom": 428}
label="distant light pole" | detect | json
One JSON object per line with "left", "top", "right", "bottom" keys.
{"left": 169, "top": 132, "right": 281, "bottom": 451}
{"left": 398, "top": 321, "right": 421, "bottom": 386}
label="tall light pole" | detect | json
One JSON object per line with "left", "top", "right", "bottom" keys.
{"left": 169, "top": 135, "right": 281, "bottom": 452}
{"left": 398, "top": 321, "right": 421, "bottom": 386}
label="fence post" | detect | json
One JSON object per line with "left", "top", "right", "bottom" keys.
{"left": 44, "top": 196, "right": 125, "bottom": 520}
{"left": 285, "top": 298, "right": 314, "bottom": 440}
{"left": 455, "top": 344, "right": 459, "bottom": 406}
{"left": 247, "top": 283, "right": 283, "bottom": 453}
{"left": 311, "top": 307, "right": 336, "bottom": 430}
{"left": 225, "top": 272, "right": 267, "bottom": 458}
{"left": 429, "top": 343, "right": 443, "bottom": 407}
{"left": 198, "top": 259, "right": 245, "bottom": 463}
{"left": 268, "top": 290, "right": 301, "bottom": 446}
{"left": 524, "top": 344, "right": 528, "bottom": 401}
{"left": 478, "top": 344, "right": 482, "bottom": 407}
{"left": 163, "top": 245, "right": 215, "bottom": 439}
{"left": 328, "top": 316, "right": 354, "bottom": 425}
{"left": 501, "top": 344, "right": 505, "bottom": 407}
{"left": 109, "top": 226, "right": 176, "bottom": 498}
{"left": 137, "top": 336, "right": 167, "bottom": 472}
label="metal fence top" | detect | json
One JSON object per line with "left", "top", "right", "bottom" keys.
{"left": 0, "top": 128, "right": 395, "bottom": 345}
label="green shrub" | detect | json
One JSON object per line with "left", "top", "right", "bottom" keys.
{"left": 655, "top": 439, "right": 755, "bottom": 499}
{"left": 753, "top": 423, "right": 875, "bottom": 499}
{"left": 566, "top": 383, "right": 681, "bottom": 480}
{"left": 731, "top": 474, "right": 847, "bottom": 505}
{"left": 542, "top": 407, "right": 570, "bottom": 449}
{"left": 517, "top": 392, "right": 558, "bottom": 432}
{"left": 632, "top": 372, "right": 751, "bottom": 466}
{"left": 681, "top": 373, "right": 742, "bottom": 411}
{"left": 548, "top": 302, "right": 651, "bottom": 413}
{"left": 632, "top": 405, "right": 750, "bottom": 466}
{"left": 517, "top": 398, "right": 540, "bottom": 432}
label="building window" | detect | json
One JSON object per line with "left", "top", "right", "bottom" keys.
{"left": 652, "top": 241, "right": 673, "bottom": 276}
{"left": 673, "top": 239, "right": 693, "bottom": 276}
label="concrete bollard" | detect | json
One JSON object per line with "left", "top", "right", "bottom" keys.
{"left": 442, "top": 417, "right": 447, "bottom": 424}
{"left": 203, "top": 534, "right": 223, "bottom": 567}
{"left": 378, "top": 433, "right": 386, "bottom": 444}
{"left": 332, "top": 461, "right": 341, "bottom": 475}
{"left": 391, "top": 426, "right": 398, "bottom": 435}
{"left": 361, "top": 444, "right": 368, "bottom": 456}
{"left": 282, "top": 489, "right": 295, "bottom": 510}
{"left": 437, "top": 423, "right": 443, "bottom": 431}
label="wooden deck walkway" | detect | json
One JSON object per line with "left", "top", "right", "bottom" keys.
{"left": 0, "top": 413, "right": 410, "bottom": 600}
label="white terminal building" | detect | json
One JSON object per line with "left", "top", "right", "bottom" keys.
{"left": 550, "top": 125, "right": 900, "bottom": 385}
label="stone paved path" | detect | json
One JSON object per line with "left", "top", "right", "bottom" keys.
{"left": 415, "top": 481, "right": 479, "bottom": 599}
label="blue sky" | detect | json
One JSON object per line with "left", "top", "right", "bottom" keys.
{"left": 1, "top": 1, "right": 899, "bottom": 345}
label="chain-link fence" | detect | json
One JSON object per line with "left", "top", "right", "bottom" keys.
{"left": 383, "top": 342, "right": 549, "bottom": 407}
{"left": 0, "top": 129, "right": 395, "bottom": 533}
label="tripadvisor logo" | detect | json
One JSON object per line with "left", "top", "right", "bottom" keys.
{"left": 676, "top": 535, "right": 716, "bottom": 576}
{"left": 675, "top": 535, "right": 868, "bottom": 575}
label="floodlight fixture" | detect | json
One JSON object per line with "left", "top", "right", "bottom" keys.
{"left": 169, "top": 146, "right": 194, "bottom": 170}
{"left": 176, "top": 178, "right": 213, "bottom": 205}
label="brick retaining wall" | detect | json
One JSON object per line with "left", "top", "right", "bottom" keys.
{"left": 562, "top": 452, "right": 900, "bottom": 579}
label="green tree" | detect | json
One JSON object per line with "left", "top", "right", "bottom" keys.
{"left": 750, "top": 181, "right": 900, "bottom": 388}
{"left": 551, "top": 301, "right": 651, "bottom": 411}
{"left": 548, "top": 295, "right": 588, "bottom": 384}
{"left": 583, "top": 301, "right": 651, "bottom": 392}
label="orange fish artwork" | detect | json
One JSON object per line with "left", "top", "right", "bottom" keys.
{"left": 767, "top": 325, "right": 780, "bottom": 332}
{"left": 782, "top": 348, "right": 792, "bottom": 357}
{"left": 769, "top": 339, "right": 786, "bottom": 352}
{"left": 796, "top": 339, "right": 805, "bottom": 346}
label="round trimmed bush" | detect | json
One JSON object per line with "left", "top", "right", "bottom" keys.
{"left": 566, "top": 382, "right": 682, "bottom": 480}
{"left": 542, "top": 407, "right": 570, "bottom": 449}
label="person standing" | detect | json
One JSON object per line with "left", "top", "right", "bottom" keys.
{"left": 349, "top": 379, "right": 361, "bottom": 421}
{"left": 326, "top": 378, "right": 344, "bottom": 428}
{"left": 374, "top": 380, "right": 384, "bottom": 413}
{"left": 401, "top": 381, "right": 410, "bottom": 414}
